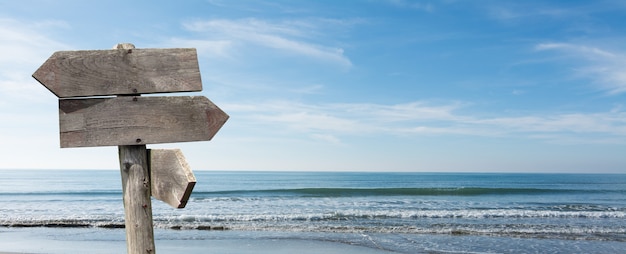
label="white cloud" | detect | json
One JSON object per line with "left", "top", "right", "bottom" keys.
{"left": 0, "top": 18, "right": 69, "bottom": 166}
{"left": 242, "top": 101, "right": 364, "bottom": 133}
{"left": 0, "top": 18, "right": 70, "bottom": 102}
{"left": 288, "top": 84, "right": 324, "bottom": 95}
{"left": 535, "top": 43, "right": 616, "bottom": 58}
{"left": 475, "top": 113, "right": 626, "bottom": 135}
{"left": 309, "top": 133, "right": 342, "bottom": 145}
{"left": 489, "top": 6, "right": 574, "bottom": 20}
{"left": 348, "top": 101, "right": 464, "bottom": 122}
{"left": 386, "top": 0, "right": 435, "bottom": 12}
{"left": 0, "top": 18, "right": 69, "bottom": 65}
{"left": 181, "top": 18, "right": 352, "bottom": 68}
{"left": 163, "top": 38, "right": 234, "bottom": 59}
{"left": 485, "top": 1, "right": 590, "bottom": 21}
{"left": 224, "top": 100, "right": 626, "bottom": 144}
{"left": 535, "top": 42, "right": 626, "bottom": 95}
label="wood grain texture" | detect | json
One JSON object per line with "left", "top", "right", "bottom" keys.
{"left": 33, "top": 48, "right": 202, "bottom": 98}
{"left": 149, "top": 149, "right": 196, "bottom": 208}
{"left": 118, "top": 145, "right": 155, "bottom": 254}
{"left": 59, "top": 96, "right": 229, "bottom": 148}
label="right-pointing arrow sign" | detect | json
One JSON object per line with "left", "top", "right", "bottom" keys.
{"left": 59, "top": 96, "right": 229, "bottom": 148}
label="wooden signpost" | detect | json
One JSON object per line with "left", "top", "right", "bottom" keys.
{"left": 33, "top": 43, "right": 228, "bottom": 254}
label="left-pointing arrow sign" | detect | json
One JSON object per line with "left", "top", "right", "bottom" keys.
{"left": 33, "top": 48, "right": 202, "bottom": 98}
{"left": 59, "top": 96, "right": 228, "bottom": 148}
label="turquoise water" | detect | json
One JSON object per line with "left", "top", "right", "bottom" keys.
{"left": 1, "top": 170, "right": 625, "bottom": 253}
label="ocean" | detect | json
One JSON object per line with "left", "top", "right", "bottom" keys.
{"left": 1, "top": 170, "right": 625, "bottom": 253}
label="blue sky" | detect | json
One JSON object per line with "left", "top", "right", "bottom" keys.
{"left": 1, "top": 0, "right": 625, "bottom": 172}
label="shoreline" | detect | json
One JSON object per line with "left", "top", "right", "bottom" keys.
{"left": 3, "top": 226, "right": 626, "bottom": 254}
{"left": 0, "top": 227, "right": 397, "bottom": 254}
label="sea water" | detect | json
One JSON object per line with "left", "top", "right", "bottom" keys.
{"left": 1, "top": 170, "right": 625, "bottom": 253}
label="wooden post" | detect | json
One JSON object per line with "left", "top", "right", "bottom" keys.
{"left": 119, "top": 145, "right": 155, "bottom": 253}
{"left": 116, "top": 43, "right": 156, "bottom": 254}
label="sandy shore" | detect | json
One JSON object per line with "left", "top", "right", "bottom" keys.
{"left": 0, "top": 227, "right": 396, "bottom": 254}
{"left": 5, "top": 226, "right": 626, "bottom": 253}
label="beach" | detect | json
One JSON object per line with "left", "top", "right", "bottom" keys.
{"left": 3, "top": 227, "right": 626, "bottom": 254}
{"left": 1, "top": 170, "right": 625, "bottom": 253}
{"left": 0, "top": 228, "right": 399, "bottom": 254}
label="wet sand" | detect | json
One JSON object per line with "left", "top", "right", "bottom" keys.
{"left": 0, "top": 227, "right": 396, "bottom": 254}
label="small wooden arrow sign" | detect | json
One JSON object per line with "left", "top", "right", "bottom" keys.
{"left": 59, "top": 96, "right": 228, "bottom": 147}
{"left": 33, "top": 48, "right": 202, "bottom": 98}
{"left": 149, "top": 149, "right": 196, "bottom": 209}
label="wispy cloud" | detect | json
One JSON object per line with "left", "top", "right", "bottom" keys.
{"left": 386, "top": 0, "right": 435, "bottom": 12}
{"left": 535, "top": 42, "right": 626, "bottom": 95}
{"left": 288, "top": 84, "right": 324, "bottom": 95}
{"left": 181, "top": 18, "right": 353, "bottom": 68}
{"left": 224, "top": 100, "right": 626, "bottom": 145}
{"left": 0, "top": 19, "right": 69, "bottom": 65}
{"left": 487, "top": 0, "right": 626, "bottom": 22}
{"left": 0, "top": 18, "right": 70, "bottom": 102}
{"left": 535, "top": 43, "right": 616, "bottom": 58}
{"left": 489, "top": 5, "right": 575, "bottom": 20}
{"left": 474, "top": 112, "right": 626, "bottom": 136}
{"left": 164, "top": 38, "right": 234, "bottom": 59}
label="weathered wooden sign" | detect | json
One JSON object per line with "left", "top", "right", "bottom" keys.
{"left": 33, "top": 43, "right": 228, "bottom": 254}
{"left": 59, "top": 96, "right": 228, "bottom": 148}
{"left": 33, "top": 48, "right": 202, "bottom": 98}
{"left": 150, "top": 149, "right": 196, "bottom": 208}
{"left": 32, "top": 47, "right": 228, "bottom": 148}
